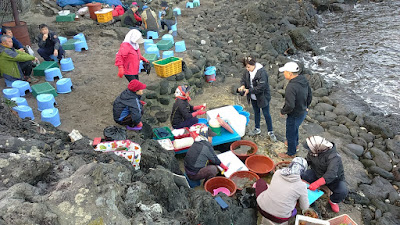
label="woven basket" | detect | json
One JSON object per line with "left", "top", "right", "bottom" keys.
{"left": 153, "top": 57, "right": 182, "bottom": 78}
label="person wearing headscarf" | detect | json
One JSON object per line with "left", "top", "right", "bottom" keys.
{"left": 170, "top": 85, "right": 206, "bottom": 129}
{"left": 115, "top": 29, "right": 149, "bottom": 81}
{"left": 184, "top": 126, "right": 229, "bottom": 182}
{"left": 255, "top": 157, "right": 309, "bottom": 224}
{"left": 301, "top": 136, "right": 348, "bottom": 213}
{"left": 113, "top": 79, "right": 146, "bottom": 130}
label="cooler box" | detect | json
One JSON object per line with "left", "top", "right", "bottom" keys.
{"left": 217, "top": 151, "right": 248, "bottom": 178}
{"left": 95, "top": 8, "right": 113, "bottom": 23}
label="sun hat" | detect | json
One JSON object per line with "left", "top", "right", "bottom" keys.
{"left": 128, "top": 80, "right": 146, "bottom": 92}
{"left": 278, "top": 62, "right": 300, "bottom": 73}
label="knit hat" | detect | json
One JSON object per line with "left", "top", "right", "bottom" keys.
{"left": 128, "top": 80, "right": 146, "bottom": 92}
{"left": 304, "top": 136, "right": 333, "bottom": 156}
{"left": 281, "top": 157, "right": 308, "bottom": 176}
{"left": 130, "top": 2, "right": 138, "bottom": 8}
{"left": 161, "top": 1, "right": 168, "bottom": 7}
{"left": 174, "top": 85, "right": 191, "bottom": 98}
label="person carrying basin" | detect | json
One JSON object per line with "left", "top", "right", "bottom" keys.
{"left": 170, "top": 85, "right": 206, "bottom": 129}
{"left": 113, "top": 79, "right": 146, "bottom": 131}
{"left": 237, "top": 56, "right": 277, "bottom": 141}
{"left": 301, "top": 136, "right": 348, "bottom": 213}
{"left": 255, "top": 157, "right": 310, "bottom": 225}
{"left": 184, "top": 126, "right": 229, "bottom": 182}
{"left": 37, "top": 24, "right": 65, "bottom": 62}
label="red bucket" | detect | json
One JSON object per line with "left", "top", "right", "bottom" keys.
{"left": 205, "top": 74, "right": 216, "bottom": 82}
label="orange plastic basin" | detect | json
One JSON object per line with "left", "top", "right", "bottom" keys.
{"left": 245, "top": 155, "right": 274, "bottom": 176}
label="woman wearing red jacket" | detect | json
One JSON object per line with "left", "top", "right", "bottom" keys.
{"left": 115, "top": 29, "right": 148, "bottom": 81}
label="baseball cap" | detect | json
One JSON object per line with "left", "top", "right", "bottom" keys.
{"left": 279, "top": 62, "right": 300, "bottom": 73}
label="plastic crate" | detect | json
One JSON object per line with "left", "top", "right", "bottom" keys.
{"left": 328, "top": 214, "right": 358, "bottom": 225}
{"left": 95, "top": 8, "right": 113, "bottom": 23}
{"left": 295, "top": 215, "right": 329, "bottom": 225}
{"left": 153, "top": 57, "right": 182, "bottom": 78}
{"left": 172, "top": 127, "right": 191, "bottom": 139}
{"left": 31, "top": 82, "right": 58, "bottom": 97}
{"left": 156, "top": 39, "right": 173, "bottom": 50}
{"left": 153, "top": 127, "right": 174, "bottom": 140}
{"left": 56, "top": 13, "right": 76, "bottom": 22}
{"left": 142, "top": 53, "right": 158, "bottom": 66}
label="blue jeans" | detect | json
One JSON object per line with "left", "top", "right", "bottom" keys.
{"left": 301, "top": 169, "right": 348, "bottom": 203}
{"left": 251, "top": 99, "right": 273, "bottom": 132}
{"left": 286, "top": 111, "right": 307, "bottom": 155}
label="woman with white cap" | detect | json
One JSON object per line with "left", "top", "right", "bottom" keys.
{"left": 302, "top": 136, "right": 348, "bottom": 213}
{"left": 115, "top": 29, "right": 149, "bottom": 81}
{"left": 255, "top": 157, "right": 310, "bottom": 224}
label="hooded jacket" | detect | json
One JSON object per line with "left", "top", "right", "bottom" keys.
{"left": 115, "top": 42, "right": 146, "bottom": 76}
{"left": 113, "top": 89, "right": 143, "bottom": 125}
{"left": 170, "top": 98, "right": 194, "bottom": 128}
{"left": 184, "top": 140, "right": 221, "bottom": 174}
{"left": 257, "top": 170, "right": 309, "bottom": 218}
{"left": 240, "top": 63, "right": 271, "bottom": 108}
{"left": 0, "top": 44, "right": 34, "bottom": 80}
{"left": 281, "top": 74, "right": 312, "bottom": 117}
{"left": 306, "top": 143, "right": 345, "bottom": 184}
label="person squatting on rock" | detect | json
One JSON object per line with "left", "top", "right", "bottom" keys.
{"left": 255, "top": 157, "right": 310, "bottom": 225}
{"left": 184, "top": 127, "right": 229, "bottom": 182}
{"left": 121, "top": 3, "right": 142, "bottom": 28}
{"left": 37, "top": 24, "right": 65, "bottom": 62}
{"left": 170, "top": 85, "right": 206, "bottom": 129}
{"left": 115, "top": 29, "right": 149, "bottom": 82}
{"left": 160, "top": 1, "right": 176, "bottom": 34}
{"left": 0, "top": 35, "right": 39, "bottom": 84}
{"left": 1, "top": 27, "right": 24, "bottom": 51}
{"left": 301, "top": 136, "right": 348, "bottom": 213}
{"left": 237, "top": 56, "right": 277, "bottom": 141}
{"left": 113, "top": 79, "right": 146, "bottom": 131}
{"left": 140, "top": 5, "right": 159, "bottom": 32}
{"left": 278, "top": 62, "right": 312, "bottom": 158}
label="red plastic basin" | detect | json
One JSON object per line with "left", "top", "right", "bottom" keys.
{"left": 229, "top": 170, "right": 260, "bottom": 190}
{"left": 245, "top": 155, "right": 274, "bottom": 176}
{"left": 204, "top": 176, "right": 237, "bottom": 197}
{"left": 230, "top": 140, "right": 258, "bottom": 161}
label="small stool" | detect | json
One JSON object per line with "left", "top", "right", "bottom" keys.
{"left": 58, "top": 36, "right": 67, "bottom": 45}
{"left": 186, "top": 2, "right": 194, "bottom": 8}
{"left": 3, "top": 88, "right": 20, "bottom": 99}
{"left": 162, "top": 51, "right": 174, "bottom": 59}
{"left": 41, "top": 108, "right": 61, "bottom": 127}
{"left": 145, "top": 46, "right": 160, "bottom": 58}
{"left": 60, "top": 58, "right": 74, "bottom": 72}
{"left": 5, "top": 78, "right": 15, "bottom": 87}
{"left": 145, "top": 43, "right": 157, "bottom": 51}
{"left": 147, "top": 31, "right": 159, "bottom": 39}
{"left": 31, "top": 82, "right": 58, "bottom": 97}
{"left": 45, "top": 68, "right": 63, "bottom": 81}
{"left": 193, "top": 0, "right": 200, "bottom": 7}
{"left": 73, "top": 33, "right": 87, "bottom": 42}
{"left": 11, "top": 97, "right": 28, "bottom": 106}
{"left": 184, "top": 173, "right": 201, "bottom": 188}
{"left": 11, "top": 80, "right": 31, "bottom": 97}
{"left": 74, "top": 40, "right": 89, "bottom": 52}
{"left": 144, "top": 39, "right": 154, "bottom": 50}
{"left": 49, "top": 54, "right": 58, "bottom": 61}
{"left": 139, "top": 60, "right": 144, "bottom": 72}
{"left": 175, "top": 40, "right": 186, "bottom": 52}
{"left": 13, "top": 105, "right": 34, "bottom": 120}
{"left": 171, "top": 24, "right": 177, "bottom": 32}
{"left": 162, "top": 34, "right": 174, "bottom": 43}
{"left": 173, "top": 8, "right": 181, "bottom": 16}
{"left": 56, "top": 78, "right": 73, "bottom": 94}
{"left": 36, "top": 94, "right": 56, "bottom": 111}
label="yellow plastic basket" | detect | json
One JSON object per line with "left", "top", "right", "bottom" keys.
{"left": 153, "top": 57, "right": 183, "bottom": 78}
{"left": 95, "top": 8, "right": 113, "bottom": 23}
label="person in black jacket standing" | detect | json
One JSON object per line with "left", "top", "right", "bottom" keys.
{"left": 237, "top": 56, "right": 277, "bottom": 141}
{"left": 278, "top": 62, "right": 312, "bottom": 158}
{"left": 301, "top": 136, "right": 348, "bottom": 213}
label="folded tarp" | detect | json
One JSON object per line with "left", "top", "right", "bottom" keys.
{"left": 57, "top": 0, "right": 122, "bottom": 7}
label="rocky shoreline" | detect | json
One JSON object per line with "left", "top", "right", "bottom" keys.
{"left": 1, "top": 0, "right": 399, "bottom": 224}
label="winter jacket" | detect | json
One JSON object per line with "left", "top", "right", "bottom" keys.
{"left": 257, "top": 170, "right": 309, "bottom": 218}
{"left": 240, "top": 63, "right": 271, "bottom": 108}
{"left": 281, "top": 75, "right": 312, "bottom": 117}
{"left": 162, "top": 7, "right": 174, "bottom": 20}
{"left": 115, "top": 42, "right": 146, "bottom": 76}
{"left": 170, "top": 98, "right": 194, "bottom": 128}
{"left": 141, "top": 8, "right": 159, "bottom": 31}
{"left": 0, "top": 44, "right": 34, "bottom": 80}
{"left": 37, "top": 31, "right": 61, "bottom": 51}
{"left": 121, "top": 10, "right": 141, "bottom": 27}
{"left": 113, "top": 89, "right": 143, "bottom": 125}
{"left": 306, "top": 144, "right": 345, "bottom": 184}
{"left": 184, "top": 140, "right": 221, "bottom": 174}
{"left": 12, "top": 37, "right": 24, "bottom": 49}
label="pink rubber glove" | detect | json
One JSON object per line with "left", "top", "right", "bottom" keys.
{"left": 309, "top": 177, "right": 326, "bottom": 191}
{"left": 192, "top": 110, "right": 206, "bottom": 117}
{"left": 193, "top": 105, "right": 205, "bottom": 110}
{"left": 136, "top": 122, "right": 143, "bottom": 127}
{"left": 220, "top": 163, "right": 228, "bottom": 172}
{"left": 140, "top": 100, "right": 146, "bottom": 106}
{"left": 118, "top": 66, "right": 124, "bottom": 78}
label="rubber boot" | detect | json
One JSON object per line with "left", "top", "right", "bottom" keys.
{"left": 329, "top": 200, "right": 340, "bottom": 213}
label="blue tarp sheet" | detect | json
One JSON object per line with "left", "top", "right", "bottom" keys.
{"left": 57, "top": 0, "right": 122, "bottom": 7}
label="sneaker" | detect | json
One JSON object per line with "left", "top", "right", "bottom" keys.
{"left": 277, "top": 152, "right": 295, "bottom": 158}
{"left": 25, "top": 76, "right": 39, "bottom": 84}
{"left": 268, "top": 131, "right": 277, "bottom": 142}
{"left": 329, "top": 200, "right": 340, "bottom": 213}
{"left": 168, "top": 30, "right": 173, "bottom": 34}
{"left": 248, "top": 128, "right": 261, "bottom": 136}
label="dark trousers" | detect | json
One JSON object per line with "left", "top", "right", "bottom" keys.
{"left": 117, "top": 115, "right": 139, "bottom": 127}
{"left": 301, "top": 169, "right": 348, "bottom": 203}
{"left": 125, "top": 75, "right": 139, "bottom": 82}
{"left": 38, "top": 46, "right": 65, "bottom": 61}
{"left": 18, "top": 61, "right": 33, "bottom": 78}
{"left": 286, "top": 111, "right": 307, "bottom": 156}
{"left": 251, "top": 99, "right": 273, "bottom": 132}
{"left": 173, "top": 117, "right": 198, "bottom": 129}
{"left": 161, "top": 19, "right": 175, "bottom": 30}
{"left": 186, "top": 165, "right": 218, "bottom": 183}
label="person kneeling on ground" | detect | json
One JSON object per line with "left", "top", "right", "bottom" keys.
{"left": 170, "top": 85, "right": 206, "bottom": 129}
{"left": 160, "top": 1, "right": 175, "bottom": 34}
{"left": 37, "top": 24, "right": 65, "bottom": 62}
{"left": 113, "top": 79, "right": 146, "bottom": 131}
{"left": 0, "top": 35, "right": 38, "bottom": 83}
{"left": 121, "top": 3, "right": 142, "bottom": 28}
{"left": 301, "top": 136, "right": 348, "bottom": 213}
{"left": 184, "top": 127, "right": 229, "bottom": 182}
{"left": 256, "top": 157, "right": 309, "bottom": 225}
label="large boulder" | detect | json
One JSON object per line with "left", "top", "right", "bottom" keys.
{"left": 359, "top": 176, "right": 396, "bottom": 200}
{"left": 288, "top": 27, "right": 320, "bottom": 54}
{"left": 370, "top": 147, "right": 392, "bottom": 171}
